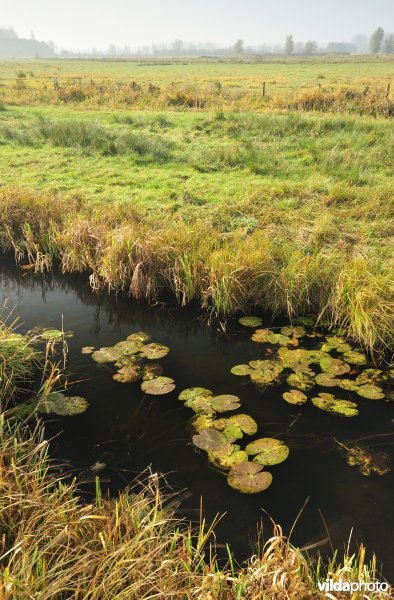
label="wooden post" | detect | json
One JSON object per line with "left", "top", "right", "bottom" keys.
{"left": 387, "top": 82, "right": 391, "bottom": 98}
{"left": 53, "top": 77, "right": 59, "bottom": 91}
{"left": 262, "top": 81, "right": 266, "bottom": 97}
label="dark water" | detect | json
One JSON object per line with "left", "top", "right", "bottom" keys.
{"left": 1, "top": 254, "right": 393, "bottom": 580}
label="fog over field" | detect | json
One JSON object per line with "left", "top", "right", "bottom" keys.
{"left": 0, "top": 0, "right": 393, "bottom": 55}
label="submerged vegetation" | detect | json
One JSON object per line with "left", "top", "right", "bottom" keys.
{"left": 0, "top": 318, "right": 392, "bottom": 597}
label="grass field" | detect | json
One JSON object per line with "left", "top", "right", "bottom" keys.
{"left": 0, "top": 58, "right": 393, "bottom": 354}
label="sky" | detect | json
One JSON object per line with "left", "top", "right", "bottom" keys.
{"left": 1, "top": 0, "right": 394, "bottom": 50}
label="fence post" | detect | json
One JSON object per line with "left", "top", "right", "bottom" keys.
{"left": 387, "top": 82, "right": 391, "bottom": 98}
{"left": 262, "top": 81, "right": 266, "bottom": 97}
{"left": 53, "top": 77, "right": 59, "bottom": 91}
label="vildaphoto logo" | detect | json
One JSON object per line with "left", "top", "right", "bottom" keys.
{"left": 317, "top": 578, "right": 390, "bottom": 594}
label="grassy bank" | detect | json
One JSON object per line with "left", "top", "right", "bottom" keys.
{"left": 0, "top": 322, "right": 391, "bottom": 598}
{"left": 0, "top": 107, "right": 393, "bottom": 353}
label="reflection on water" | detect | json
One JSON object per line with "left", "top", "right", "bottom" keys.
{"left": 1, "top": 253, "right": 393, "bottom": 579}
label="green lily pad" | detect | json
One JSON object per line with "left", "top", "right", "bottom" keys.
{"left": 278, "top": 347, "right": 313, "bottom": 367}
{"left": 315, "top": 373, "right": 341, "bottom": 387}
{"left": 81, "top": 346, "right": 95, "bottom": 354}
{"left": 208, "top": 446, "right": 248, "bottom": 469}
{"left": 338, "top": 379, "right": 360, "bottom": 392}
{"left": 41, "top": 328, "right": 73, "bottom": 341}
{"left": 211, "top": 394, "right": 241, "bottom": 413}
{"left": 225, "top": 414, "right": 258, "bottom": 436}
{"left": 280, "top": 326, "right": 306, "bottom": 338}
{"left": 140, "top": 343, "right": 170, "bottom": 360}
{"left": 312, "top": 393, "right": 359, "bottom": 417}
{"left": 286, "top": 373, "right": 315, "bottom": 391}
{"left": 231, "top": 364, "right": 253, "bottom": 376}
{"left": 251, "top": 329, "right": 272, "bottom": 343}
{"left": 191, "top": 414, "right": 216, "bottom": 432}
{"left": 127, "top": 332, "right": 150, "bottom": 343}
{"left": 289, "top": 361, "right": 315, "bottom": 375}
{"left": 282, "top": 389, "right": 308, "bottom": 405}
{"left": 356, "top": 384, "right": 385, "bottom": 400}
{"left": 346, "top": 446, "right": 391, "bottom": 476}
{"left": 343, "top": 351, "right": 367, "bottom": 366}
{"left": 227, "top": 462, "right": 272, "bottom": 494}
{"left": 113, "top": 366, "right": 141, "bottom": 383}
{"left": 142, "top": 363, "right": 163, "bottom": 381}
{"left": 320, "top": 356, "right": 350, "bottom": 376}
{"left": 296, "top": 315, "right": 316, "bottom": 326}
{"left": 91, "top": 346, "right": 123, "bottom": 364}
{"left": 38, "top": 392, "right": 89, "bottom": 416}
{"left": 239, "top": 316, "right": 263, "bottom": 328}
{"left": 114, "top": 340, "right": 142, "bottom": 355}
{"left": 355, "top": 369, "right": 387, "bottom": 386}
{"left": 178, "top": 387, "right": 213, "bottom": 402}
{"left": 245, "top": 438, "right": 289, "bottom": 465}
{"left": 192, "top": 428, "right": 228, "bottom": 452}
{"left": 141, "top": 376, "right": 175, "bottom": 395}
{"left": 184, "top": 397, "right": 215, "bottom": 414}
{"left": 266, "top": 332, "right": 291, "bottom": 346}
{"left": 222, "top": 423, "right": 244, "bottom": 441}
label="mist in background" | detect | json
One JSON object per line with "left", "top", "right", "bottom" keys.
{"left": 0, "top": 0, "right": 393, "bottom": 57}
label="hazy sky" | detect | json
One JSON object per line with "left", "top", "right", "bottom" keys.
{"left": 2, "top": 0, "right": 394, "bottom": 50}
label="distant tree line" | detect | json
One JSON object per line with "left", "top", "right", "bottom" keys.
{"left": 1, "top": 25, "right": 394, "bottom": 59}
{"left": 0, "top": 28, "right": 55, "bottom": 58}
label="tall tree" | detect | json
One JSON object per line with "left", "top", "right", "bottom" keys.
{"left": 233, "top": 39, "right": 244, "bottom": 54}
{"left": 383, "top": 33, "right": 394, "bottom": 54}
{"left": 284, "top": 35, "right": 294, "bottom": 56}
{"left": 304, "top": 40, "right": 317, "bottom": 55}
{"left": 369, "top": 27, "right": 384, "bottom": 54}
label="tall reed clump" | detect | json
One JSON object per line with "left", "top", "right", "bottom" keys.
{"left": 0, "top": 322, "right": 391, "bottom": 598}
{"left": 0, "top": 187, "right": 392, "bottom": 356}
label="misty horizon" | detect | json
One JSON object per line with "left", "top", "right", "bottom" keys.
{"left": 1, "top": 0, "right": 393, "bottom": 55}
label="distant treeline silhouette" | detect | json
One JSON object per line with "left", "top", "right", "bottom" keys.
{"left": 0, "top": 28, "right": 55, "bottom": 58}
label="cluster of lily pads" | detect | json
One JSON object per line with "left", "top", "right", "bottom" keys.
{"left": 14, "top": 390, "right": 89, "bottom": 418}
{"left": 178, "top": 387, "right": 289, "bottom": 494}
{"left": 232, "top": 317, "right": 393, "bottom": 418}
{"left": 87, "top": 332, "right": 175, "bottom": 395}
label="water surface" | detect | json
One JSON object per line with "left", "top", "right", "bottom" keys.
{"left": 1, "top": 254, "right": 393, "bottom": 579}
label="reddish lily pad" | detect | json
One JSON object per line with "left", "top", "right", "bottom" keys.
{"left": 141, "top": 376, "right": 175, "bottom": 395}
{"left": 227, "top": 462, "right": 273, "bottom": 494}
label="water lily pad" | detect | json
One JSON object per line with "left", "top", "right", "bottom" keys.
{"left": 142, "top": 363, "right": 163, "bottom": 381}
{"left": 38, "top": 393, "right": 89, "bottom": 416}
{"left": 338, "top": 379, "right": 360, "bottom": 392}
{"left": 192, "top": 428, "right": 228, "bottom": 452}
{"left": 320, "top": 356, "right": 350, "bottom": 376}
{"left": 282, "top": 389, "right": 308, "bottom": 405}
{"left": 191, "top": 414, "right": 216, "bottom": 432}
{"left": 251, "top": 329, "right": 272, "bottom": 343}
{"left": 92, "top": 346, "right": 123, "bottom": 364}
{"left": 239, "top": 316, "right": 263, "bottom": 328}
{"left": 208, "top": 446, "right": 248, "bottom": 469}
{"left": 346, "top": 446, "right": 391, "bottom": 476}
{"left": 343, "top": 351, "right": 367, "bottom": 366}
{"left": 141, "top": 376, "right": 175, "bottom": 395}
{"left": 311, "top": 393, "right": 358, "bottom": 417}
{"left": 127, "top": 332, "right": 150, "bottom": 343}
{"left": 41, "top": 328, "right": 71, "bottom": 341}
{"left": 227, "top": 462, "right": 272, "bottom": 494}
{"left": 245, "top": 438, "right": 289, "bottom": 465}
{"left": 113, "top": 366, "right": 141, "bottom": 383}
{"left": 140, "top": 343, "right": 170, "bottom": 360}
{"left": 178, "top": 387, "right": 212, "bottom": 402}
{"left": 231, "top": 364, "right": 253, "bottom": 376}
{"left": 355, "top": 369, "right": 387, "bottom": 386}
{"left": 225, "top": 414, "right": 258, "bottom": 436}
{"left": 222, "top": 423, "right": 244, "bottom": 441}
{"left": 286, "top": 373, "right": 315, "bottom": 392}
{"left": 211, "top": 394, "right": 241, "bottom": 413}
{"left": 81, "top": 346, "right": 95, "bottom": 354}
{"left": 315, "top": 373, "right": 341, "bottom": 387}
{"left": 278, "top": 347, "right": 313, "bottom": 367}
{"left": 280, "top": 326, "right": 306, "bottom": 338}
{"left": 296, "top": 315, "right": 316, "bottom": 326}
{"left": 185, "top": 397, "right": 215, "bottom": 414}
{"left": 114, "top": 340, "right": 142, "bottom": 355}
{"left": 289, "top": 361, "right": 315, "bottom": 375}
{"left": 356, "top": 384, "right": 385, "bottom": 400}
